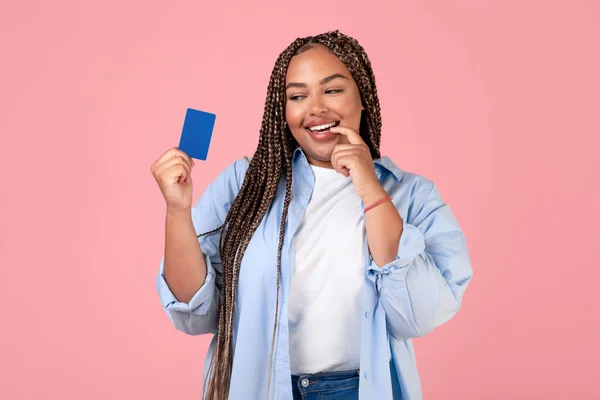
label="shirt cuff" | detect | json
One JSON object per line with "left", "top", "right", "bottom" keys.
{"left": 367, "top": 221, "right": 426, "bottom": 279}
{"left": 155, "top": 253, "right": 218, "bottom": 316}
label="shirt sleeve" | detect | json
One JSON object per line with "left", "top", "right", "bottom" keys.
{"left": 155, "top": 252, "right": 222, "bottom": 335}
{"left": 155, "top": 157, "right": 248, "bottom": 335}
{"left": 367, "top": 179, "right": 473, "bottom": 340}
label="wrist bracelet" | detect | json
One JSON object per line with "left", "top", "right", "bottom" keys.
{"left": 364, "top": 195, "right": 392, "bottom": 213}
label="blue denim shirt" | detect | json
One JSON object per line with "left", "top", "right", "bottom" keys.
{"left": 156, "top": 147, "right": 473, "bottom": 399}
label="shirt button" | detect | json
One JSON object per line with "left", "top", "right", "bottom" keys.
{"left": 364, "top": 311, "right": 369, "bottom": 318}
{"left": 364, "top": 372, "right": 369, "bottom": 379}
{"left": 301, "top": 378, "right": 309, "bottom": 387}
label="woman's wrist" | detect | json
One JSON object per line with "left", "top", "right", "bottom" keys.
{"left": 361, "top": 186, "right": 389, "bottom": 207}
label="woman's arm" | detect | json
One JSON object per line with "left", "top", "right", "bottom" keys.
{"left": 163, "top": 209, "right": 207, "bottom": 304}
{"left": 155, "top": 157, "right": 249, "bottom": 335}
{"left": 366, "top": 180, "right": 473, "bottom": 340}
{"left": 363, "top": 187, "right": 403, "bottom": 267}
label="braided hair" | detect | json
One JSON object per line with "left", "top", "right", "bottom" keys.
{"left": 199, "top": 30, "right": 383, "bottom": 399}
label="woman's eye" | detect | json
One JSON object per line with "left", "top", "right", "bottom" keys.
{"left": 288, "top": 89, "right": 341, "bottom": 101}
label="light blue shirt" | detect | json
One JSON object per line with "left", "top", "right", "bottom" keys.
{"left": 156, "top": 147, "right": 473, "bottom": 399}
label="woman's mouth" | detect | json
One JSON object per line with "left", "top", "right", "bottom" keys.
{"left": 305, "top": 121, "right": 339, "bottom": 141}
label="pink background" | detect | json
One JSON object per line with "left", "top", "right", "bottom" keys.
{"left": 1, "top": 0, "right": 598, "bottom": 399}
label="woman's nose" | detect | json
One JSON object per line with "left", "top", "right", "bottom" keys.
{"left": 309, "top": 95, "right": 328, "bottom": 115}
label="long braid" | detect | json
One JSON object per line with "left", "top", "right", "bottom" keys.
{"left": 198, "top": 30, "right": 382, "bottom": 399}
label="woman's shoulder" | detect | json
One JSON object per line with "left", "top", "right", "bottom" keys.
{"left": 376, "top": 156, "right": 435, "bottom": 191}
{"left": 205, "top": 155, "right": 252, "bottom": 195}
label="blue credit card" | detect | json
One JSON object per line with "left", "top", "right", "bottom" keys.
{"left": 178, "top": 108, "right": 216, "bottom": 160}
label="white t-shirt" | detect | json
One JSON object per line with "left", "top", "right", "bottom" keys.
{"left": 288, "top": 164, "right": 366, "bottom": 375}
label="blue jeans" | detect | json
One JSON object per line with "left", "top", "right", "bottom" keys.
{"left": 291, "top": 369, "right": 360, "bottom": 400}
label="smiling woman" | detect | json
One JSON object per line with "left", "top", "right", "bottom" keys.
{"left": 152, "top": 30, "right": 473, "bottom": 400}
{"left": 285, "top": 47, "right": 365, "bottom": 164}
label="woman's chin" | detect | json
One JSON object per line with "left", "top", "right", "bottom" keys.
{"left": 304, "top": 149, "right": 336, "bottom": 166}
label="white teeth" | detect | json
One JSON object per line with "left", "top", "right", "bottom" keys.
{"left": 308, "top": 122, "right": 337, "bottom": 131}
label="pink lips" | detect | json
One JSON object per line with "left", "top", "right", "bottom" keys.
{"left": 307, "top": 128, "right": 336, "bottom": 141}
{"left": 304, "top": 118, "right": 338, "bottom": 129}
{"left": 304, "top": 120, "right": 340, "bottom": 142}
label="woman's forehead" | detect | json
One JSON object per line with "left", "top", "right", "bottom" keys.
{"left": 286, "top": 45, "right": 350, "bottom": 82}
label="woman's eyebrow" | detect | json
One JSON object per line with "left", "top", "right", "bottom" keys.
{"left": 286, "top": 73, "right": 349, "bottom": 89}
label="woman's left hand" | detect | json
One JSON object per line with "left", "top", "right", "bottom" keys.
{"left": 329, "top": 126, "right": 386, "bottom": 200}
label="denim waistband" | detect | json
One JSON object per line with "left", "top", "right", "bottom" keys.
{"left": 291, "top": 369, "right": 360, "bottom": 395}
{"left": 292, "top": 369, "right": 360, "bottom": 381}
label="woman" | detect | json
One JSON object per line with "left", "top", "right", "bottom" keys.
{"left": 151, "top": 30, "right": 473, "bottom": 400}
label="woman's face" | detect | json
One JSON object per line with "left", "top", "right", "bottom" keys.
{"left": 285, "top": 44, "right": 364, "bottom": 168}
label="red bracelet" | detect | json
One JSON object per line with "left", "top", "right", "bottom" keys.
{"left": 364, "top": 195, "right": 392, "bottom": 213}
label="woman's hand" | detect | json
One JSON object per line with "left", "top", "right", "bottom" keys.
{"left": 151, "top": 147, "right": 195, "bottom": 213}
{"left": 329, "top": 126, "right": 386, "bottom": 201}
